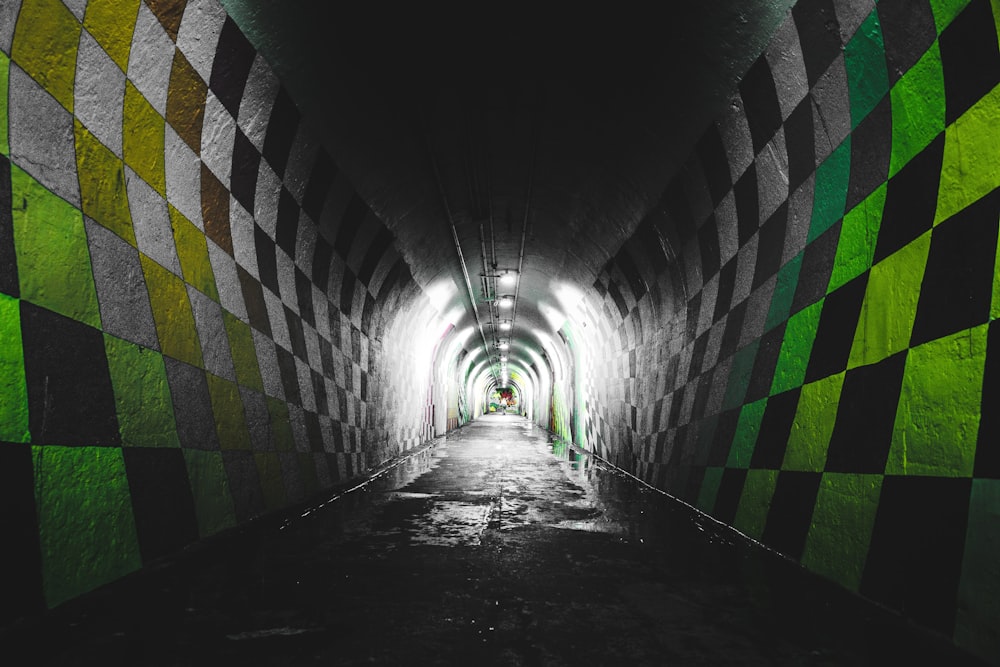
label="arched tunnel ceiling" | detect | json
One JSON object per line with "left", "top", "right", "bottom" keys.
{"left": 220, "top": 1, "right": 796, "bottom": 367}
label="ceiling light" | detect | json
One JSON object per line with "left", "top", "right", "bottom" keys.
{"left": 499, "top": 321, "right": 511, "bottom": 331}
{"left": 499, "top": 342, "right": 509, "bottom": 350}
{"left": 499, "top": 271, "right": 517, "bottom": 287}
{"left": 498, "top": 296, "right": 513, "bottom": 308}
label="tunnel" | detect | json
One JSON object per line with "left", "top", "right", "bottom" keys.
{"left": 1, "top": 0, "right": 999, "bottom": 663}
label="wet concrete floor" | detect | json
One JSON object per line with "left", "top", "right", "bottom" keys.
{"left": 6, "top": 415, "right": 989, "bottom": 665}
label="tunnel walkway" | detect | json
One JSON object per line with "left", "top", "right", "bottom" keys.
{"left": 8, "top": 416, "right": 987, "bottom": 666}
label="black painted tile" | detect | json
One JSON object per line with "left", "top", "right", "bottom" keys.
{"left": 312, "top": 369, "right": 328, "bottom": 417}
{"left": 878, "top": 0, "right": 937, "bottom": 85}
{"left": 740, "top": 57, "right": 783, "bottom": 154}
{"left": 209, "top": 16, "right": 256, "bottom": 118}
{"left": 911, "top": 188, "right": 999, "bottom": 347}
{"left": 714, "top": 468, "right": 749, "bottom": 524}
{"left": 873, "top": 133, "right": 944, "bottom": 263}
{"left": 284, "top": 305, "right": 307, "bottom": 361}
{"left": 0, "top": 155, "right": 18, "bottom": 298}
{"left": 688, "top": 332, "right": 711, "bottom": 382}
{"left": 238, "top": 263, "right": 271, "bottom": 337}
{"left": 708, "top": 408, "right": 740, "bottom": 466}
{"left": 761, "top": 470, "right": 822, "bottom": 561}
{"left": 334, "top": 194, "right": 369, "bottom": 260}
{"left": 262, "top": 87, "right": 299, "bottom": 178}
{"left": 275, "top": 187, "right": 300, "bottom": 259}
{"left": 805, "top": 272, "right": 869, "bottom": 383}
{"left": 358, "top": 226, "right": 393, "bottom": 286}
{"left": 21, "top": 303, "right": 120, "bottom": 446}
{"left": 361, "top": 292, "right": 375, "bottom": 336}
{"left": 304, "top": 409, "right": 323, "bottom": 453}
{"left": 607, "top": 278, "right": 629, "bottom": 318}
{"left": 616, "top": 247, "right": 648, "bottom": 302}
{"left": 940, "top": 0, "right": 1000, "bottom": 125}
{"left": 230, "top": 128, "right": 260, "bottom": 215}
{"left": 719, "top": 301, "right": 746, "bottom": 361}
{"left": 791, "top": 222, "right": 840, "bottom": 315}
{"left": 861, "top": 476, "right": 972, "bottom": 634}
{"left": 753, "top": 202, "right": 788, "bottom": 289}
{"left": 714, "top": 259, "right": 738, "bottom": 323}
{"left": 164, "top": 357, "right": 220, "bottom": 451}
{"left": 793, "top": 0, "right": 844, "bottom": 87}
{"left": 275, "top": 345, "right": 301, "bottom": 405}
{"left": 685, "top": 290, "right": 703, "bottom": 342}
{"left": 696, "top": 124, "right": 733, "bottom": 206}
{"left": 0, "top": 443, "right": 43, "bottom": 622}
{"left": 312, "top": 237, "right": 333, "bottom": 289}
{"left": 302, "top": 151, "right": 337, "bottom": 223}
{"left": 340, "top": 267, "right": 357, "bottom": 317}
{"left": 825, "top": 351, "right": 907, "bottom": 473}
{"left": 221, "top": 450, "right": 265, "bottom": 523}
{"left": 747, "top": 323, "right": 786, "bottom": 403}
{"left": 691, "top": 372, "right": 713, "bottom": 421}
{"left": 735, "top": 164, "right": 760, "bottom": 246}
{"left": 351, "top": 326, "right": 362, "bottom": 364}
{"left": 751, "top": 388, "right": 800, "bottom": 469}
{"left": 845, "top": 97, "right": 892, "bottom": 212}
{"left": 253, "top": 223, "right": 279, "bottom": 296}
{"left": 294, "top": 267, "right": 315, "bottom": 328}
{"left": 975, "top": 319, "right": 1000, "bottom": 477}
{"left": 123, "top": 447, "right": 199, "bottom": 563}
{"left": 784, "top": 97, "right": 816, "bottom": 193}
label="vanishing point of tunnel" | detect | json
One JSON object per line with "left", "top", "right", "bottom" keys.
{"left": 1, "top": 0, "right": 999, "bottom": 664}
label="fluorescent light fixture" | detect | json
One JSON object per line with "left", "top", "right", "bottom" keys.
{"left": 499, "top": 342, "right": 509, "bottom": 350}
{"left": 498, "top": 296, "right": 513, "bottom": 308}
{"left": 499, "top": 321, "right": 511, "bottom": 331}
{"left": 499, "top": 271, "right": 517, "bottom": 287}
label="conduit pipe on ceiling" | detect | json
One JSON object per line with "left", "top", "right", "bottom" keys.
{"left": 423, "top": 130, "right": 499, "bottom": 386}
{"left": 506, "top": 92, "right": 539, "bottom": 359}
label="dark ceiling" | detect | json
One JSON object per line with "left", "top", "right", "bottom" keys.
{"left": 221, "top": 0, "right": 796, "bottom": 375}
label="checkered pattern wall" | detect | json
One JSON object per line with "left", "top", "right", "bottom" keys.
{"left": 0, "top": 0, "right": 438, "bottom": 619}
{"left": 571, "top": 0, "right": 1000, "bottom": 660}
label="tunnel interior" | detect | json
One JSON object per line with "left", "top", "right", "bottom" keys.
{"left": 1, "top": 0, "right": 1000, "bottom": 663}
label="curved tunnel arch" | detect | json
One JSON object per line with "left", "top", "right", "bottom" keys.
{"left": 5, "top": 1, "right": 1000, "bottom": 660}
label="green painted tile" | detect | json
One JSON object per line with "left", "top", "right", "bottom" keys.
{"left": 955, "top": 478, "right": 1000, "bottom": 660}
{"left": 11, "top": 0, "right": 80, "bottom": 112}
{"left": 771, "top": 299, "right": 824, "bottom": 395}
{"left": 104, "top": 333, "right": 179, "bottom": 448}
{"left": 809, "top": 138, "right": 852, "bottom": 244}
{"left": 141, "top": 253, "right": 203, "bottom": 368}
{"left": 722, "top": 340, "right": 760, "bottom": 411}
{"left": 254, "top": 452, "right": 287, "bottom": 510}
{"left": 122, "top": 81, "right": 166, "bottom": 197}
{"left": 800, "top": 472, "right": 883, "bottom": 592}
{"left": 11, "top": 165, "right": 101, "bottom": 328}
{"left": 75, "top": 120, "right": 135, "bottom": 246}
{"left": 829, "top": 183, "right": 886, "bottom": 292}
{"left": 936, "top": 83, "right": 1000, "bottom": 225}
{"left": 886, "top": 325, "right": 986, "bottom": 477}
{"left": 224, "top": 311, "right": 264, "bottom": 392}
{"left": 765, "top": 252, "right": 803, "bottom": 332}
{"left": 889, "top": 41, "right": 945, "bottom": 178}
{"left": 696, "top": 466, "right": 725, "bottom": 513}
{"left": 1, "top": 50, "right": 9, "bottom": 155}
{"left": 0, "top": 294, "right": 29, "bottom": 443}
{"left": 267, "top": 397, "right": 295, "bottom": 452}
{"left": 83, "top": 0, "right": 141, "bottom": 72}
{"left": 783, "top": 372, "right": 845, "bottom": 472}
{"left": 930, "top": 0, "right": 973, "bottom": 34}
{"left": 170, "top": 205, "right": 218, "bottom": 301}
{"left": 206, "top": 373, "right": 251, "bottom": 451}
{"left": 848, "top": 231, "right": 931, "bottom": 369}
{"left": 182, "top": 449, "right": 236, "bottom": 538}
{"left": 33, "top": 445, "right": 142, "bottom": 607}
{"left": 845, "top": 10, "right": 889, "bottom": 130}
{"left": 726, "top": 398, "right": 768, "bottom": 469}
{"left": 733, "top": 469, "right": 778, "bottom": 540}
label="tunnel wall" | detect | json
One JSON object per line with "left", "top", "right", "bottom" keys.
{"left": 0, "top": 0, "right": 438, "bottom": 621}
{"left": 570, "top": 0, "right": 1000, "bottom": 660}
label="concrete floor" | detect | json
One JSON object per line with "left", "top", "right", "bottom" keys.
{"left": 6, "top": 415, "right": 988, "bottom": 665}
